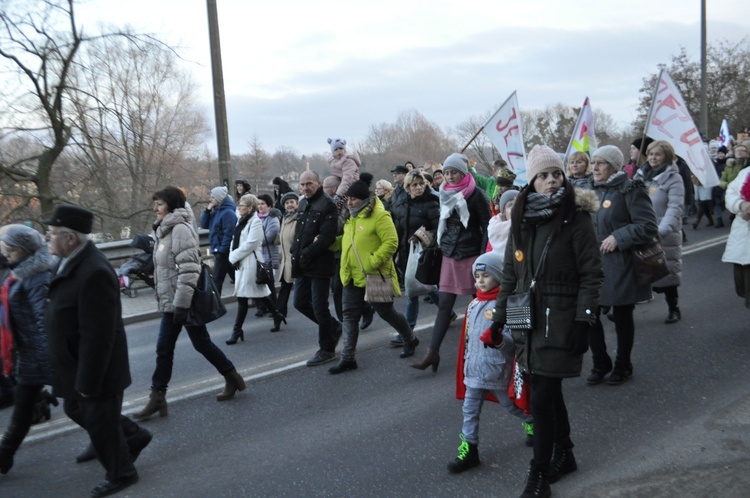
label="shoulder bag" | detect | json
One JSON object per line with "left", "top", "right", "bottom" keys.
{"left": 255, "top": 223, "right": 275, "bottom": 285}
{"left": 186, "top": 263, "right": 227, "bottom": 326}
{"left": 631, "top": 240, "right": 669, "bottom": 286}
{"left": 415, "top": 243, "right": 442, "bottom": 286}
{"left": 350, "top": 230, "right": 395, "bottom": 303}
{"left": 505, "top": 236, "right": 552, "bottom": 331}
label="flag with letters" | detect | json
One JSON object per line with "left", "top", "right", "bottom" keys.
{"left": 482, "top": 92, "right": 528, "bottom": 184}
{"left": 644, "top": 70, "right": 719, "bottom": 188}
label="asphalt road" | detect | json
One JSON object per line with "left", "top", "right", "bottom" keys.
{"left": 1, "top": 229, "right": 749, "bottom": 498}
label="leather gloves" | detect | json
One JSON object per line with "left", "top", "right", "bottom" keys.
{"left": 570, "top": 321, "right": 591, "bottom": 355}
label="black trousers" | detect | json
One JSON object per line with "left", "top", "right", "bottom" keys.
{"left": 529, "top": 375, "right": 573, "bottom": 471}
{"left": 64, "top": 393, "right": 138, "bottom": 482}
{"left": 0, "top": 384, "right": 42, "bottom": 455}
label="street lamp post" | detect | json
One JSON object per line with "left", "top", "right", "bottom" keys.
{"left": 207, "top": 0, "right": 232, "bottom": 188}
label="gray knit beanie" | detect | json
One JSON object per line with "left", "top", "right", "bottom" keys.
{"left": 328, "top": 137, "right": 346, "bottom": 153}
{"left": 0, "top": 225, "right": 44, "bottom": 255}
{"left": 591, "top": 145, "right": 625, "bottom": 171}
{"left": 442, "top": 153, "right": 469, "bottom": 176}
{"left": 472, "top": 251, "right": 504, "bottom": 284}
{"left": 211, "top": 186, "right": 228, "bottom": 203}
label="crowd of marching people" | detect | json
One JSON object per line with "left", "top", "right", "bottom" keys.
{"left": 1, "top": 132, "right": 750, "bottom": 497}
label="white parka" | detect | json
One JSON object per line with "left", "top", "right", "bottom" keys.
{"left": 229, "top": 214, "right": 272, "bottom": 299}
{"left": 722, "top": 167, "right": 750, "bottom": 265}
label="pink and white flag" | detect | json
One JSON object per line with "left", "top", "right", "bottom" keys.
{"left": 565, "top": 97, "right": 597, "bottom": 159}
{"left": 482, "top": 91, "right": 528, "bottom": 184}
{"left": 645, "top": 70, "right": 719, "bottom": 188}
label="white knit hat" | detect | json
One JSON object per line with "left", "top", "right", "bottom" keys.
{"left": 526, "top": 145, "right": 564, "bottom": 181}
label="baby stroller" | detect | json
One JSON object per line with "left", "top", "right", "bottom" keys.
{"left": 118, "top": 234, "right": 155, "bottom": 298}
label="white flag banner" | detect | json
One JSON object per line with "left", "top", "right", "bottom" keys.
{"left": 719, "top": 119, "right": 732, "bottom": 148}
{"left": 482, "top": 91, "right": 528, "bottom": 184}
{"left": 645, "top": 70, "right": 719, "bottom": 188}
{"left": 565, "top": 97, "right": 597, "bottom": 159}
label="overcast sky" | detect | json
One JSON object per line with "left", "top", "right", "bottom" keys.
{"left": 76, "top": 0, "right": 750, "bottom": 157}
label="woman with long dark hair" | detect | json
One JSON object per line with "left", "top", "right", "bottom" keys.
{"left": 411, "top": 153, "right": 491, "bottom": 373}
{"left": 490, "top": 146, "right": 602, "bottom": 497}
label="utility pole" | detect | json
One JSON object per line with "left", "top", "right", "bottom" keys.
{"left": 207, "top": 0, "right": 232, "bottom": 187}
{"left": 699, "top": 0, "right": 708, "bottom": 138}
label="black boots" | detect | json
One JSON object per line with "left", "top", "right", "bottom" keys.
{"left": 216, "top": 368, "right": 246, "bottom": 401}
{"left": 226, "top": 327, "right": 244, "bottom": 345}
{"left": 547, "top": 446, "right": 577, "bottom": 483}
{"left": 328, "top": 359, "right": 358, "bottom": 375}
{"left": 133, "top": 389, "right": 168, "bottom": 420}
{"left": 270, "top": 312, "right": 287, "bottom": 332}
{"left": 665, "top": 307, "right": 681, "bottom": 323}
{"left": 520, "top": 461, "right": 551, "bottom": 498}
{"left": 399, "top": 337, "right": 419, "bottom": 358}
{"left": 410, "top": 347, "right": 440, "bottom": 372}
{"left": 447, "top": 434, "right": 480, "bottom": 473}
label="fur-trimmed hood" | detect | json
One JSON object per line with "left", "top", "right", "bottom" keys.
{"left": 10, "top": 244, "right": 53, "bottom": 281}
{"left": 574, "top": 187, "right": 599, "bottom": 213}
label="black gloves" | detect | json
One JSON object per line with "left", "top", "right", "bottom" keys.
{"left": 173, "top": 307, "right": 189, "bottom": 325}
{"left": 480, "top": 321, "right": 504, "bottom": 348}
{"left": 570, "top": 321, "right": 591, "bottom": 355}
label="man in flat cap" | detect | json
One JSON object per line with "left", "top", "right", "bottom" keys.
{"left": 44, "top": 204, "right": 150, "bottom": 497}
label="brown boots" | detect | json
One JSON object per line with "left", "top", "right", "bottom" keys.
{"left": 410, "top": 347, "right": 440, "bottom": 373}
{"left": 133, "top": 389, "right": 168, "bottom": 420}
{"left": 216, "top": 368, "right": 246, "bottom": 401}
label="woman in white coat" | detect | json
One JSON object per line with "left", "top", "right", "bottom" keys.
{"left": 721, "top": 166, "right": 750, "bottom": 308}
{"left": 226, "top": 194, "right": 285, "bottom": 344}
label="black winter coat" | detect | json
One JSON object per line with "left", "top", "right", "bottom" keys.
{"left": 590, "top": 173, "right": 658, "bottom": 306}
{"left": 45, "top": 241, "right": 132, "bottom": 399}
{"left": 495, "top": 189, "right": 603, "bottom": 378}
{"left": 291, "top": 187, "right": 338, "bottom": 278}
{"left": 395, "top": 190, "right": 440, "bottom": 273}
{"left": 439, "top": 188, "right": 491, "bottom": 261}
{"left": 6, "top": 248, "right": 52, "bottom": 386}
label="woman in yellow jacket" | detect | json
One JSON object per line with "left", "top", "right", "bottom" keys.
{"left": 330, "top": 179, "right": 420, "bottom": 374}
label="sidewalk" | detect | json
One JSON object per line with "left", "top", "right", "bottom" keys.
{"left": 120, "top": 280, "right": 237, "bottom": 325}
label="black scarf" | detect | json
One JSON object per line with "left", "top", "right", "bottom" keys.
{"left": 232, "top": 214, "right": 251, "bottom": 251}
{"left": 640, "top": 163, "right": 667, "bottom": 182}
{"left": 523, "top": 187, "right": 566, "bottom": 225}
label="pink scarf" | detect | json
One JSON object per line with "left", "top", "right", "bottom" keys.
{"left": 443, "top": 173, "right": 476, "bottom": 198}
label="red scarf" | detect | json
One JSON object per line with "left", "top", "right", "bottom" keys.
{"left": 475, "top": 286, "right": 499, "bottom": 302}
{"left": 741, "top": 173, "right": 750, "bottom": 201}
{"left": 0, "top": 275, "right": 16, "bottom": 376}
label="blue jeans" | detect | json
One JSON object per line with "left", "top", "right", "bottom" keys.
{"left": 293, "top": 276, "right": 339, "bottom": 353}
{"left": 151, "top": 313, "right": 234, "bottom": 391}
{"left": 341, "top": 284, "right": 414, "bottom": 361}
{"left": 462, "top": 386, "right": 533, "bottom": 445}
{"left": 405, "top": 289, "right": 441, "bottom": 329}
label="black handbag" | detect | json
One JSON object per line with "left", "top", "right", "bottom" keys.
{"left": 415, "top": 244, "right": 442, "bottom": 286}
{"left": 631, "top": 240, "right": 669, "bottom": 286}
{"left": 505, "top": 236, "right": 552, "bottom": 332}
{"left": 186, "top": 263, "right": 227, "bottom": 326}
{"left": 255, "top": 224, "right": 275, "bottom": 285}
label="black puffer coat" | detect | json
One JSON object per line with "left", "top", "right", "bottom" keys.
{"left": 395, "top": 189, "right": 439, "bottom": 273}
{"left": 6, "top": 247, "right": 52, "bottom": 385}
{"left": 439, "top": 188, "right": 491, "bottom": 261}
{"left": 590, "top": 172, "right": 658, "bottom": 306}
{"left": 495, "top": 188, "right": 603, "bottom": 378}
{"left": 291, "top": 187, "right": 338, "bottom": 278}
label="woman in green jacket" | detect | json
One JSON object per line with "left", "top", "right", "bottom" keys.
{"left": 329, "top": 179, "right": 419, "bottom": 374}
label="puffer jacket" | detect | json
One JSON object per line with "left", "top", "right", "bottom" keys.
{"left": 439, "top": 187, "right": 491, "bottom": 261}
{"left": 5, "top": 246, "right": 52, "bottom": 385}
{"left": 337, "top": 193, "right": 401, "bottom": 295}
{"left": 153, "top": 208, "right": 201, "bottom": 313}
{"left": 591, "top": 172, "right": 659, "bottom": 306}
{"left": 395, "top": 189, "right": 439, "bottom": 273}
{"left": 330, "top": 152, "right": 361, "bottom": 197}
{"left": 200, "top": 196, "right": 237, "bottom": 255}
{"left": 463, "top": 298, "right": 515, "bottom": 391}
{"left": 635, "top": 163, "right": 684, "bottom": 287}
{"left": 229, "top": 215, "right": 271, "bottom": 299}
{"left": 291, "top": 187, "right": 338, "bottom": 278}
{"left": 722, "top": 167, "right": 750, "bottom": 265}
{"left": 260, "top": 209, "right": 281, "bottom": 269}
{"left": 495, "top": 188, "right": 603, "bottom": 378}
